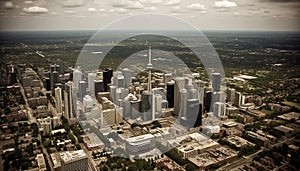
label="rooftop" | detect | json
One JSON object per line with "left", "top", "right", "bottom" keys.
{"left": 59, "top": 150, "right": 87, "bottom": 163}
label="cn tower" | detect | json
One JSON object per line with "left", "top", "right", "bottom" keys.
{"left": 147, "top": 46, "right": 153, "bottom": 91}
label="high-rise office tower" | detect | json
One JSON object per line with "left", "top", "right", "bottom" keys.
{"left": 204, "top": 91, "right": 212, "bottom": 112}
{"left": 174, "top": 77, "right": 185, "bottom": 115}
{"left": 55, "top": 87, "right": 63, "bottom": 114}
{"left": 117, "top": 75, "right": 125, "bottom": 88}
{"left": 51, "top": 71, "right": 59, "bottom": 91}
{"left": 227, "top": 88, "right": 236, "bottom": 103}
{"left": 167, "top": 81, "right": 175, "bottom": 108}
{"left": 142, "top": 91, "right": 153, "bottom": 121}
{"left": 130, "top": 100, "right": 141, "bottom": 119}
{"left": 44, "top": 77, "right": 51, "bottom": 91}
{"left": 88, "top": 73, "right": 96, "bottom": 97}
{"left": 73, "top": 69, "right": 82, "bottom": 90}
{"left": 184, "top": 77, "right": 190, "bottom": 90}
{"left": 64, "top": 81, "right": 75, "bottom": 119}
{"left": 213, "top": 102, "right": 225, "bottom": 117}
{"left": 186, "top": 99, "right": 202, "bottom": 127}
{"left": 103, "top": 69, "right": 113, "bottom": 92}
{"left": 83, "top": 95, "right": 95, "bottom": 113}
{"left": 212, "top": 72, "right": 221, "bottom": 92}
{"left": 123, "top": 93, "right": 137, "bottom": 118}
{"left": 179, "top": 89, "right": 188, "bottom": 118}
{"left": 122, "top": 68, "right": 132, "bottom": 88}
{"left": 50, "top": 64, "right": 56, "bottom": 73}
{"left": 78, "top": 81, "right": 88, "bottom": 101}
{"left": 154, "top": 94, "right": 162, "bottom": 115}
{"left": 110, "top": 86, "right": 117, "bottom": 103}
{"left": 164, "top": 73, "right": 172, "bottom": 86}
{"left": 189, "top": 88, "right": 198, "bottom": 99}
{"left": 94, "top": 80, "right": 104, "bottom": 96}
{"left": 234, "top": 92, "right": 242, "bottom": 107}
{"left": 212, "top": 91, "right": 223, "bottom": 104}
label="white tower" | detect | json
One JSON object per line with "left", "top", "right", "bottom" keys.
{"left": 147, "top": 46, "right": 153, "bottom": 91}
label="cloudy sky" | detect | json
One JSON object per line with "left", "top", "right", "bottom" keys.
{"left": 0, "top": 0, "right": 299, "bottom": 31}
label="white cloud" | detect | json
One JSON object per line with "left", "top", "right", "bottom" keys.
{"left": 23, "top": 6, "right": 49, "bottom": 13}
{"left": 87, "top": 7, "right": 97, "bottom": 12}
{"left": 165, "top": 0, "right": 181, "bottom": 6}
{"left": 111, "top": 0, "right": 130, "bottom": 7}
{"left": 187, "top": 3, "right": 205, "bottom": 11}
{"left": 146, "top": 6, "right": 157, "bottom": 11}
{"left": 24, "top": 1, "right": 33, "bottom": 5}
{"left": 65, "top": 10, "right": 76, "bottom": 14}
{"left": 99, "top": 8, "right": 106, "bottom": 12}
{"left": 149, "top": 0, "right": 163, "bottom": 4}
{"left": 126, "top": 1, "right": 144, "bottom": 9}
{"left": 3, "top": 1, "right": 14, "bottom": 9}
{"left": 215, "top": 0, "right": 237, "bottom": 8}
{"left": 139, "top": 0, "right": 163, "bottom": 4}
{"left": 115, "top": 8, "right": 129, "bottom": 13}
{"left": 57, "top": 0, "right": 84, "bottom": 7}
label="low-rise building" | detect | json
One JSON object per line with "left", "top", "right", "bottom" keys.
{"left": 36, "top": 153, "right": 46, "bottom": 171}
{"left": 125, "top": 134, "right": 155, "bottom": 154}
{"left": 170, "top": 133, "right": 220, "bottom": 159}
{"left": 223, "top": 135, "right": 255, "bottom": 149}
{"left": 246, "top": 131, "right": 270, "bottom": 147}
{"left": 83, "top": 133, "right": 105, "bottom": 151}
{"left": 60, "top": 150, "right": 88, "bottom": 171}
{"left": 274, "top": 125, "right": 294, "bottom": 136}
{"left": 188, "top": 146, "right": 238, "bottom": 170}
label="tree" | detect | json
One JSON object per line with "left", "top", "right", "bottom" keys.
{"left": 4, "top": 107, "right": 11, "bottom": 115}
{"left": 21, "top": 162, "right": 29, "bottom": 170}
{"left": 43, "top": 140, "right": 51, "bottom": 148}
{"left": 185, "top": 163, "right": 196, "bottom": 171}
{"left": 75, "top": 144, "right": 81, "bottom": 150}
{"left": 128, "top": 165, "right": 138, "bottom": 171}
{"left": 101, "top": 165, "right": 109, "bottom": 171}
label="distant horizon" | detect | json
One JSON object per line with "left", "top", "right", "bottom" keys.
{"left": 1, "top": 29, "right": 300, "bottom": 33}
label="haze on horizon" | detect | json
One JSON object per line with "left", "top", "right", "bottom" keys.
{"left": 0, "top": 0, "right": 299, "bottom": 31}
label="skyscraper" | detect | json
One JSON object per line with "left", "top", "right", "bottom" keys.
{"left": 55, "top": 87, "right": 63, "bottom": 114}
{"left": 44, "top": 77, "right": 51, "bottom": 91}
{"left": 73, "top": 69, "right": 82, "bottom": 90}
{"left": 204, "top": 91, "right": 212, "bottom": 112}
{"left": 187, "top": 99, "right": 202, "bottom": 127}
{"left": 103, "top": 69, "right": 113, "bottom": 92}
{"left": 227, "top": 88, "right": 236, "bottom": 103}
{"left": 154, "top": 94, "right": 162, "bottom": 116}
{"left": 212, "top": 72, "right": 221, "bottom": 92}
{"left": 142, "top": 91, "right": 153, "bottom": 121}
{"left": 167, "top": 81, "right": 175, "bottom": 108}
{"left": 88, "top": 73, "right": 96, "bottom": 97}
{"left": 213, "top": 102, "right": 225, "bottom": 117}
{"left": 234, "top": 92, "right": 242, "bottom": 107}
{"left": 94, "top": 80, "right": 104, "bottom": 97}
{"left": 122, "top": 68, "right": 132, "bottom": 88}
{"left": 51, "top": 71, "right": 59, "bottom": 91}
{"left": 179, "top": 89, "right": 188, "bottom": 118}
{"left": 64, "top": 81, "right": 75, "bottom": 119}
{"left": 174, "top": 77, "right": 185, "bottom": 115}
{"left": 78, "top": 81, "right": 88, "bottom": 101}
